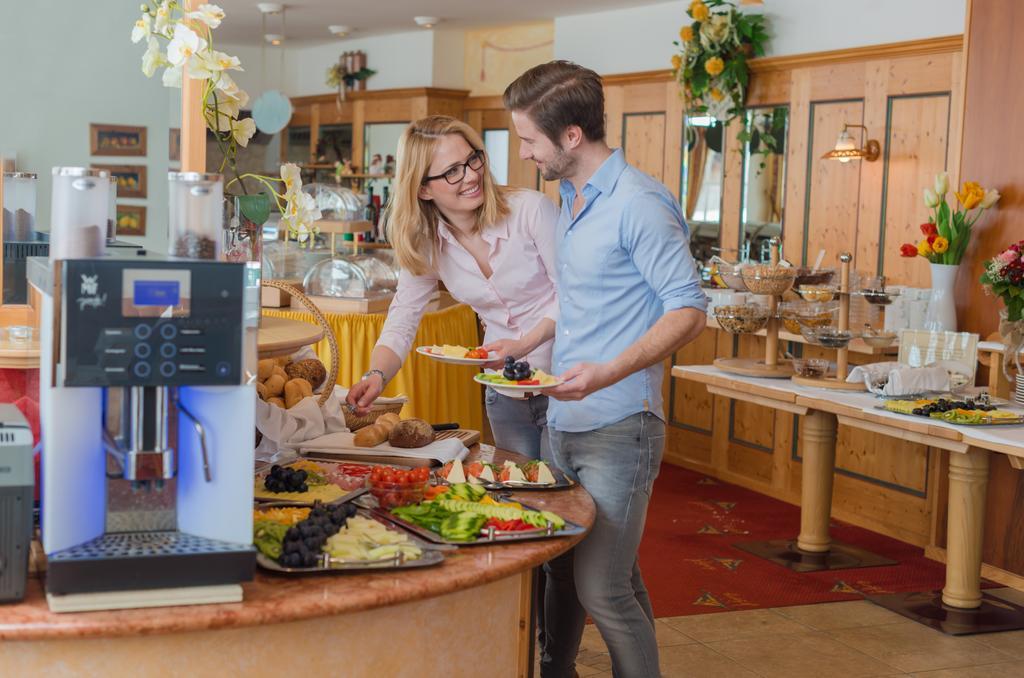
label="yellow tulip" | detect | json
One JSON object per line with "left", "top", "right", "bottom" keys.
{"left": 680, "top": 25, "right": 694, "bottom": 42}
{"left": 917, "top": 239, "right": 933, "bottom": 257}
{"left": 955, "top": 181, "right": 985, "bottom": 210}
{"left": 932, "top": 236, "right": 949, "bottom": 254}
{"left": 705, "top": 57, "right": 725, "bottom": 76}
{"left": 689, "top": 0, "right": 710, "bottom": 21}
{"left": 671, "top": 54, "right": 683, "bottom": 70}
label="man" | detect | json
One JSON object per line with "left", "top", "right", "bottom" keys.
{"left": 504, "top": 61, "right": 708, "bottom": 677}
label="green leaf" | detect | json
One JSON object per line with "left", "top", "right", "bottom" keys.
{"left": 237, "top": 193, "right": 271, "bottom": 225}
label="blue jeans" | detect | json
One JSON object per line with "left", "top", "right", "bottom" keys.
{"left": 484, "top": 388, "right": 550, "bottom": 462}
{"left": 543, "top": 412, "right": 665, "bottom": 678}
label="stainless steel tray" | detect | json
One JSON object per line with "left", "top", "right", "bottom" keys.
{"left": 468, "top": 470, "right": 575, "bottom": 492}
{"left": 253, "top": 485, "right": 368, "bottom": 507}
{"left": 873, "top": 405, "right": 1024, "bottom": 426}
{"left": 359, "top": 497, "right": 586, "bottom": 546}
{"left": 255, "top": 509, "right": 447, "bottom": 574}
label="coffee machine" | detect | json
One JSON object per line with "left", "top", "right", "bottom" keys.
{"left": 32, "top": 252, "right": 257, "bottom": 612}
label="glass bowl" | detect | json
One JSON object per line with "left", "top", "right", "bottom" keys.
{"left": 795, "top": 301, "right": 839, "bottom": 329}
{"left": 861, "top": 329, "right": 897, "bottom": 348}
{"left": 797, "top": 285, "right": 837, "bottom": 302}
{"left": 793, "top": 268, "right": 835, "bottom": 287}
{"left": 6, "top": 325, "right": 35, "bottom": 344}
{"left": 741, "top": 264, "right": 797, "bottom": 295}
{"left": 792, "top": 357, "right": 830, "bottom": 378}
{"left": 369, "top": 479, "right": 429, "bottom": 509}
{"left": 716, "top": 263, "right": 749, "bottom": 292}
{"left": 812, "top": 327, "right": 853, "bottom": 349}
{"left": 713, "top": 304, "right": 770, "bottom": 334}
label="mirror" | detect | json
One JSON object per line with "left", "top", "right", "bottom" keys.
{"left": 681, "top": 116, "right": 725, "bottom": 264}
{"left": 363, "top": 122, "right": 405, "bottom": 197}
{"left": 483, "top": 129, "right": 510, "bottom": 185}
{"left": 317, "top": 124, "right": 353, "bottom": 167}
{"left": 740, "top": 106, "right": 788, "bottom": 262}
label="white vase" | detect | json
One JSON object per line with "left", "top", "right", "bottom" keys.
{"left": 923, "top": 263, "right": 959, "bottom": 332}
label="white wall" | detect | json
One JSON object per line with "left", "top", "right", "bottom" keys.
{"left": 0, "top": 0, "right": 175, "bottom": 254}
{"left": 555, "top": 0, "right": 966, "bottom": 75}
{"left": 432, "top": 28, "right": 467, "bottom": 90}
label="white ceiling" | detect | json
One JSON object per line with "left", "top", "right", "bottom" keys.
{"left": 213, "top": 0, "right": 663, "bottom": 45}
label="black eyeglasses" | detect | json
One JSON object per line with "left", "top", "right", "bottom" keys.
{"left": 423, "top": 149, "right": 486, "bottom": 185}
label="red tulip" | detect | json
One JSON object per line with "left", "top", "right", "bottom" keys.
{"left": 920, "top": 222, "right": 938, "bottom": 237}
{"left": 899, "top": 243, "right": 919, "bottom": 257}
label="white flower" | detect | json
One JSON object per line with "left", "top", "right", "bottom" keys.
{"left": 934, "top": 171, "right": 949, "bottom": 196}
{"left": 162, "top": 63, "right": 183, "bottom": 88}
{"left": 232, "top": 117, "right": 257, "bottom": 147}
{"left": 167, "top": 24, "right": 207, "bottom": 67}
{"left": 154, "top": 2, "right": 171, "bottom": 34}
{"left": 980, "top": 188, "right": 1001, "bottom": 209}
{"left": 185, "top": 54, "right": 216, "bottom": 80}
{"left": 131, "top": 13, "right": 151, "bottom": 43}
{"left": 141, "top": 37, "right": 165, "bottom": 77}
{"left": 923, "top": 188, "right": 939, "bottom": 208}
{"left": 214, "top": 73, "right": 249, "bottom": 107}
{"left": 700, "top": 13, "right": 732, "bottom": 49}
{"left": 186, "top": 3, "right": 225, "bottom": 29}
{"left": 294, "top": 223, "right": 311, "bottom": 243}
{"left": 205, "top": 50, "right": 243, "bottom": 72}
{"left": 281, "top": 163, "right": 302, "bottom": 196}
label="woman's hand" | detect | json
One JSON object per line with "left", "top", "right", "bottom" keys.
{"left": 481, "top": 338, "right": 526, "bottom": 369}
{"left": 346, "top": 374, "right": 384, "bottom": 416}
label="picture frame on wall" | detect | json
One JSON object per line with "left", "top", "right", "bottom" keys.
{"left": 90, "top": 123, "right": 147, "bottom": 157}
{"left": 92, "top": 164, "right": 147, "bottom": 199}
{"left": 169, "top": 127, "right": 181, "bottom": 162}
{"left": 115, "top": 204, "right": 146, "bottom": 237}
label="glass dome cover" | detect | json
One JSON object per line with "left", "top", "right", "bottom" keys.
{"left": 303, "top": 250, "right": 399, "bottom": 298}
{"left": 302, "top": 182, "right": 362, "bottom": 220}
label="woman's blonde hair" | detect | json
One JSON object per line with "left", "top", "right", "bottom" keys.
{"left": 385, "top": 115, "right": 510, "bottom": 276}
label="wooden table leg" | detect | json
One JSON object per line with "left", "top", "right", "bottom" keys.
{"left": 942, "top": 447, "right": 990, "bottom": 609}
{"left": 796, "top": 409, "right": 838, "bottom": 554}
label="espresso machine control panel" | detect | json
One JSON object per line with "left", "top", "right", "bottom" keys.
{"left": 62, "top": 258, "right": 245, "bottom": 387}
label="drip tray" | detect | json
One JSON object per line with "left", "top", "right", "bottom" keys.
{"left": 46, "top": 531, "right": 256, "bottom": 595}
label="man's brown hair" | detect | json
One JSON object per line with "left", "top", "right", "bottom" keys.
{"left": 503, "top": 60, "right": 605, "bottom": 145}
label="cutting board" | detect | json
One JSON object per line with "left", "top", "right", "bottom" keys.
{"left": 434, "top": 429, "right": 481, "bottom": 447}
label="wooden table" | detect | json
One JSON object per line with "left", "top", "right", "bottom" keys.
{"left": 673, "top": 364, "right": 1024, "bottom": 635}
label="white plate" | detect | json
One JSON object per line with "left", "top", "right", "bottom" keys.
{"left": 473, "top": 372, "right": 564, "bottom": 396}
{"left": 415, "top": 345, "right": 495, "bottom": 365}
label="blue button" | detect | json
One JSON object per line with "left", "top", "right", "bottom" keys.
{"left": 216, "top": 361, "right": 230, "bottom": 377}
{"left": 133, "top": 324, "right": 152, "bottom": 340}
{"left": 160, "top": 343, "right": 177, "bottom": 359}
{"left": 160, "top": 324, "right": 178, "bottom": 340}
{"left": 133, "top": 362, "right": 151, "bottom": 379}
{"left": 160, "top": 362, "right": 176, "bottom": 378}
{"left": 134, "top": 343, "right": 151, "bottom": 359}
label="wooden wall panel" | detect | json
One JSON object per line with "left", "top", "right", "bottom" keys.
{"left": 622, "top": 114, "right": 667, "bottom": 182}
{"left": 670, "top": 329, "right": 717, "bottom": 433}
{"left": 834, "top": 428, "right": 929, "bottom": 495}
{"left": 803, "top": 100, "right": 865, "bottom": 267}
{"left": 879, "top": 94, "right": 952, "bottom": 286}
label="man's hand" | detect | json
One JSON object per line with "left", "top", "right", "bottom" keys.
{"left": 345, "top": 374, "right": 384, "bottom": 416}
{"left": 480, "top": 338, "right": 526, "bottom": 369}
{"left": 547, "top": 362, "right": 616, "bottom": 401}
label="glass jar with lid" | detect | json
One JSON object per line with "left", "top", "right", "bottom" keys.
{"left": 2, "top": 172, "right": 38, "bottom": 243}
{"left": 168, "top": 172, "right": 223, "bottom": 260}
{"left": 50, "top": 167, "right": 110, "bottom": 260}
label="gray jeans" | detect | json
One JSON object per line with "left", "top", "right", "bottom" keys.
{"left": 484, "top": 387, "right": 550, "bottom": 462}
{"left": 543, "top": 412, "right": 665, "bottom": 678}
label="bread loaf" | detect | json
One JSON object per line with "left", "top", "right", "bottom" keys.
{"left": 353, "top": 413, "right": 401, "bottom": 447}
{"left": 284, "top": 378, "right": 313, "bottom": 409}
{"left": 376, "top": 412, "right": 401, "bottom": 429}
{"left": 271, "top": 365, "right": 288, "bottom": 381}
{"left": 256, "top": 382, "right": 269, "bottom": 400}
{"left": 263, "top": 374, "right": 286, "bottom": 398}
{"left": 267, "top": 397, "right": 286, "bottom": 408}
{"left": 285, "top": 359, "right": 327, "bottom": 391}
{"left": 257, "top": 359, "right": 276, "bottom": 382}
{"left": 389, "top": 419, "right": 434, "bottom": 448}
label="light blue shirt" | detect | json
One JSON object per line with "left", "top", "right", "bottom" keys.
{"left": 547, "top": 149, "right": 708, "bottom": 433}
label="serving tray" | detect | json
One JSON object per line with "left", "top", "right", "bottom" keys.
{"left": 873, "top": 405, "right": 1024, "bottom": 427}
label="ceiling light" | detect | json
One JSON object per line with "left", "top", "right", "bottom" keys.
{"left": 822, "top": 123, "right": 881, "bottom": 163}
{"left": 257, "top": 3, "right": 284, "bottom": 14}
{"left": 414, "top": 16, "right": 440, "bottom": 28}
{"left": 328, "top": 25, "right": 351, "bottom": 37}
{"left": 265, "top": 33, "right": 283, "bottom": 45}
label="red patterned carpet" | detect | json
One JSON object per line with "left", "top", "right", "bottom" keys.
{"left": 638, "top": 463, "right": 956, "bottom": 617}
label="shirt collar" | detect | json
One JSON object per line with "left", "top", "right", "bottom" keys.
{"left": 559, "top": 148, "right": 627, "bottom": 203}
{"left": 435, "top": 215, "right": 508, "bottom": 250}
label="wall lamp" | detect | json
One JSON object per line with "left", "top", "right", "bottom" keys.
{"left": 822, "top": 123, "right": 881, "bottom": 163}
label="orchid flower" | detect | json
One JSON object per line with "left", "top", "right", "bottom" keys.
{"left": 167, "top": 24, "right": 206, "bottom": 67}
{"left": 131, "top": 13, "right": 152, "bottom": 43}
{"left": 186, "top": 3, "right": 225, "bottom": 29}
{"left": 231, "top": 118, "right": 257, "bottom": 147}
{"left": 141, "top": 37, "right": 165, "bottom": 77}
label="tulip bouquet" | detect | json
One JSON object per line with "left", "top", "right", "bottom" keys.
{"left": 898, "top": 172, "right": 1000, "bottom": 265}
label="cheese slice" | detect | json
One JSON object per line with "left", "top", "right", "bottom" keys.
{"left": 441, "top": 344, "right": 469, "bottom": 358}
{"left": 535, "top": 461, "right": 557, "bottom": 485}
{"left": 502, "top": 460, "right": 526, "bottom": 482}
{"left": 478, "top": 465, "right": 496, "bottom": 482}
{"left": 446, "top": 458, "right": 466, "bottom": 484}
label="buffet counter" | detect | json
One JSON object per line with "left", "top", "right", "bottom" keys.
{"left": 0, "top": 449, "right": 593, "bottom": 675}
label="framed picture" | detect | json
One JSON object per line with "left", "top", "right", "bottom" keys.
{"left": 91, "top": 123, "right": 147, "bottom": 157}
{"left": 169, "top": 127, "right": 181, "bottom": 162}
{"left": 116, "top": 205, "right": 147, "bottom": 237}
{"left": 92, "top": 164, "right": 147, "bottom": 199}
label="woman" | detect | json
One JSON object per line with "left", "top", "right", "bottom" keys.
{"left": 346, "top": 115, "right": 559, "bottom": 460}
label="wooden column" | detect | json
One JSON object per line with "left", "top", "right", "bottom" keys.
{"left": 942, "top": 447, "right": 990, "bottom": 609}
{"left": 796, "top": 409, "right": 838, "bottom": 553}
{"left": 180, "top": 0, "right": 207, "bottom": 173}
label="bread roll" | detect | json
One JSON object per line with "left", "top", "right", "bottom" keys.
{"left": 377, "top": 412, "right": 401, "bottom": 430}
{"left": 354, "top": 422, "right": 389, "bottom": 447}
{"left": 389, "top": 419, "right": 435, "bottom": 448}
{"left": 267, "top": 397, "right": 286, "bottom": 408}
{"left": 285, "top": 359, "right": 327, "bottom": 391}
{"left": 256, "top": 382, "right": 269, "bottom": 400}
{"left": 271, "top": 365, "right": 288, "bottom": 381}
{"left": 284, "top": 378, "right": 313, "bottom": 409}
{"left": 257, "top": 359, "right": 276, "bottom": 382}
{"left": 264, "top": 374, "right": 286, "bottom": 398}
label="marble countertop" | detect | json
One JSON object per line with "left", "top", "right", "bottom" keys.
{"left": 1, "top": 450, "right": 593, "bottom": 641}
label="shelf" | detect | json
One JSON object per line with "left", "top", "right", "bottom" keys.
{"left": 705, "top": 316, "right": 896, "bottom": 356}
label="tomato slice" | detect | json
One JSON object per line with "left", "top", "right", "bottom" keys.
{"left": 517, "top": 379, "right": 540, "bottom": 386}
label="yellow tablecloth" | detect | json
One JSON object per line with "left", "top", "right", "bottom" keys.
{"left": 262, "top": 303, "right": 483, "bottom": 432}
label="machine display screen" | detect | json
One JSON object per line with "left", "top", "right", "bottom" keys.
{"left": 121, "top": 269, "right": 192, "bottom": 317}
{"left": 134, "top": 280, "right": 180, "bottom": 307}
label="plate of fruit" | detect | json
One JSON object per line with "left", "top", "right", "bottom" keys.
{"left": 881, "top": 397, "right": 1024, "bottom": 426}
{"left": 416, "top": 344, "right": 496, "bottom": 365}
{"left": 254, "top": 459, "right": 371, "bottom": 505}
{"left": 474, "top": 358, "right": 562, "bottom": 396}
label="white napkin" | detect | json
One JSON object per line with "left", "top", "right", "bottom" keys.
{"left": 255, "top": 385, "right": 352, "bottom": 457}
{"left": 847, "top": 362, "right": 951, "bottom": 396}
{"left": 298, "top": 431, "right": 469, "bottom": 464}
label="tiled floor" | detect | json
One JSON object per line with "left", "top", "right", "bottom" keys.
{"left": 550, "top": 588, "right": 1024, "bottom": 677}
